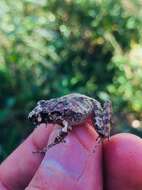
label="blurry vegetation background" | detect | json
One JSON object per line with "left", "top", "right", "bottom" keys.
{"left": 0, "top": 0, "right": 142, "bottom": 162}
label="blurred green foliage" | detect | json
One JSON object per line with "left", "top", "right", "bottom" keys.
{"left": 0, "top": 0, "right": 142, "bottom": 162}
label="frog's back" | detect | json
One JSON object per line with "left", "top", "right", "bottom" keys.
{"left": 60, "top": 93, "right": 93, "bottom": 102}
{"left": 54, "top": 93, "right": 96, "bottom": 114}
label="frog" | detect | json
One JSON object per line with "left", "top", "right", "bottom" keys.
{"left": 28, "top": 93, "right": 112, "bottom": 151}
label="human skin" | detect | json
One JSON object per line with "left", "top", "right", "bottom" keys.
{"left": 0, "top": 121, "right": 142, "bottom": 190}
{"left": 103, "top": 133, "right": 142, "bottom": 190}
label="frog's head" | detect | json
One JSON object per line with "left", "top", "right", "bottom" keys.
{"left": 28, "top": 99, "right": 62, "bottom": 125}
{"left": 28, "top": 100, "right": 49, "bottom": 125}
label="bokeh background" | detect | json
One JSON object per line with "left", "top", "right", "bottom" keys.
{"left": 0, "top": 0, "right": 142, "bottom": 162}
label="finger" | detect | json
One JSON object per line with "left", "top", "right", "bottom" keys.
{"left": 26, "top": 119, "right": 103, "bottom": 190}
{"left": 0, "top": 124, "right": 53, "bottom": 190}
{"left": 103, "top": 133, "right": 142, "bottom": 190}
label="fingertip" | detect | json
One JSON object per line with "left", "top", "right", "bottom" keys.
{"left": 104, "top": 133, "right": 141, "bottom": 145}
{"left": 103, "top": 133, "right": 142, "bottom": 190}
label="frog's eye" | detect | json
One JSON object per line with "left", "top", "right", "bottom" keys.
{"left": 40, "top": 112, "right": 50, "bottom": 123}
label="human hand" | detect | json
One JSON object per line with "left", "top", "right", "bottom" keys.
{"left": 0, "top": 121, "right": 142, "bottom": 190}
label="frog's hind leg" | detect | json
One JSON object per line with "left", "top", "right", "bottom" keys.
{"left": 93, "top": 100, "right": 112, "bottom": 139}
{"left": 92, "top": 102, "right": 104, "bottom": 152}
{"left": 93, "top": 101, "right": 104, "bottom": 137}
{"left": 102, "top": 100, "right": 112, "bottom": 140}
{"left": 48, "top": 120, "right": 72, "bottom": 149}
{"left": 92, "top": 135, "right": 104, "bottom": 153}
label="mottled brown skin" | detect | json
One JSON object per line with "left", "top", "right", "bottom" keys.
{"left": 28, "top": 93, "right": 112, "bottom": 149}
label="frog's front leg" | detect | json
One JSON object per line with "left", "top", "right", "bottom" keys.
{"left": 33, "top": 121, "right": 71, "bottom": 153}
{"left": 48, "top": 120, "right": 72, "bottom": 149}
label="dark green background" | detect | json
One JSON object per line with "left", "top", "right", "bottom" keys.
{"left": 0, "top": 0, "right": 142, "bottom": 162}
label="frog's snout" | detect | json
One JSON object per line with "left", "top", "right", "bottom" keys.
{"left": 28, "top": 111, "right": 38, "bottom": 125}
{"left": 28, "top": 106, "right": 51, "bottom": 125}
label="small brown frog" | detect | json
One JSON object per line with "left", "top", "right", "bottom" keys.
{"left": 28, "top": 93, "right": 112, "bottom": 150}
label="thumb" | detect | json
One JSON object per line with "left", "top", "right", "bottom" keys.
{"left": 25, "top": 121, "right": 103, "bottom": 190}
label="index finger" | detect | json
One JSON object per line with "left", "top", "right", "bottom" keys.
{"left": 0, "top": 124, "right": 53, "bottom": 190}
{"left": 26, "top": 120, "right": 103, "bottom": 190}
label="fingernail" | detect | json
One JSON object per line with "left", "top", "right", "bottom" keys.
{"left": 41, "top": 132, "right": 88, "bottom": 180}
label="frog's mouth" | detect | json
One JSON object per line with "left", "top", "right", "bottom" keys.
{"left": 28, "top": 111, "right": 51, "bottom": 126}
